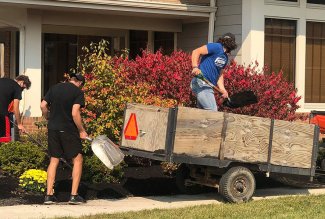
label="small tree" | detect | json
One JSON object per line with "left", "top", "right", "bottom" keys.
{"left": 73, "top": 41, "right": 176, "bottom": 143}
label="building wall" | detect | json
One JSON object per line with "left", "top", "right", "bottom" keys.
{"left": 215, "top": 0, "right": 242, "bottom": 63}
{"left": 242, "top": 0, "right": 325, "bottom": 112}
{"left": 177, "top": 0, "right": 243, "bottom": 56}
{"left": 0, "top": 5, "right": 187, "bottom": 118}
{"left": 177, "top": 22, "right": 209, "bottom": 52}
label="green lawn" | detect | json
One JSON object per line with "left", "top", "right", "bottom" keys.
{"left": 59, "top": 194, "right": 325, "bottom": 219}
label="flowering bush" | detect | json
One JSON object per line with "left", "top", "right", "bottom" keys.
{"left": 219, "top": 61, "right": 304, "bottom": 121}
{"left": 74, "top": 41, "right": 181, "bottom": 143}
{"left": 125, "top": 50, "right": 194, "bottom": 106}
{"left": 19, "top": 169, "right": 47, "bottom": 193}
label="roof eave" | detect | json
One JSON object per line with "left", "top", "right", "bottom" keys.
{"left": 0, "top": 0, "right": 217, "bottom": 17}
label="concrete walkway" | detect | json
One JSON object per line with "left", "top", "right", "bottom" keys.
{"left": 2, "top": 187, "right": 325, "bottom": 219}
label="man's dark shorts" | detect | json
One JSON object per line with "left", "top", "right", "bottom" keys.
{"left": 0, "top": 115, "right": 7, "bottom": 137}
{"left": 48, "top": 130, "right": 82, "bottom": 159}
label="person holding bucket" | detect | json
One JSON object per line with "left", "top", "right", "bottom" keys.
{"left": 190, "top": 33, "right": 237, "bottom": 111}
{"left": 40, "top": 73, "right": 88, "bottom": 205}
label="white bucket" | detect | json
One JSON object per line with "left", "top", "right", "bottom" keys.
{"left": 91, "top": 135, "right": 125, "bottom": 170}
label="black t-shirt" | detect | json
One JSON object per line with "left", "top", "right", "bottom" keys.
{"left": 0, "top": 78, "right": 22, "bottom": 116}
{"left": 44, "top": 82, "right": 85, "bottom": 132}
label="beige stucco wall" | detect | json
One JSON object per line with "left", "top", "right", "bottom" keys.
{"left": 215, "top": 0, "right": 242, "bottom": 63}
{"left": 0, "top": 4, "right": 207, "bottom": 117}
{"left": 177, "top": 22, "right": 209, "bottom": 52}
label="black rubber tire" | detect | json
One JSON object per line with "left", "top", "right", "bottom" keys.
{"left": 175, "top": 164, "right": 202, "bottom": 194}
{"left": 271, "top": 173, "right": 325, "bottom": 188}
{"left": 219, "top": 166, "right": 256, "bottom": 203}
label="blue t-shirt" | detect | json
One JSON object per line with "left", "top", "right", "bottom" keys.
{"left": 199, "top": 43, "right": 228, "bottom": 85}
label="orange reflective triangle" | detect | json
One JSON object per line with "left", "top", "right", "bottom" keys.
{"left": 124, "top": 113, "right": 139, "bottom": 140}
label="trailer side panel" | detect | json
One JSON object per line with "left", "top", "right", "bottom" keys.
{"left": 271, "top": 120, "right": 315, "bottom": 168}
{"left": 121, "top": 103, "right": 169, "bottom": 152}
{"left": 173, "top": 107, "right": 223, "bottom": 157}
{"left": 223, "top": 113, "right": 271, "bottom": 163}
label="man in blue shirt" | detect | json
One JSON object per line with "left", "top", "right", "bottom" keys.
{"left": 191, "top": 33, "right": 237, "bottom": 111}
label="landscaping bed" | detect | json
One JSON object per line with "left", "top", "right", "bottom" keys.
{"left": 0, "top": 163, "right": 284, "bottom": 207}
{"left": 0, "top": 164, "right": 180, "bottom": 206}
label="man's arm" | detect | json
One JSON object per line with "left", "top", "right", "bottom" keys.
{"left": 13, "top": 99, "right": 25, "bottom": 132}
{"left": 191, "top": 45, "right": 208, "bottom": 76}
{"left": 217, "top": 71, "right": 228, "bottom": 98}
{"left": 40, "top": 100, "right": 49, "bottom": 120}
{"left": 72, "top": 104, "right": 88, "bottom": 139}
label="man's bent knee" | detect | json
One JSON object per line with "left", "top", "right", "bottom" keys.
{"left": 72, "top": 153, "right": 83, "bottom": 164}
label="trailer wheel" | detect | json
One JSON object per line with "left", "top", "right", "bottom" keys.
{"left": 175, "top": 164, "right": 202, "bottom": 194}
{"left": 219, "top": 166, "right": 255, "bottom": 203}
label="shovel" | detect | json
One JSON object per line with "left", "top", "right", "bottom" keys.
{"left": 11, "top": 118, "right": 124, "bottom": 170}
{"left": 9, "top": 119, "right": 73, "bottom": 169}
{"left": 195, "top": 73, "right": 258, "bottom": 108}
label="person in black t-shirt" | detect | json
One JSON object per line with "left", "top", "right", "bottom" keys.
{"left": 40, "top": 74, "right": 88, "bottom": 205}
{"left": 0, "top": 75, "right": 31, "bottom": 137}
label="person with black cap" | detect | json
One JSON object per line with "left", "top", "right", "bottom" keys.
{"left": 190, "top": 33, "right": 237, "bottom": 111}
{"left": 40, "top": 73, "right": 88, "bottom": 205}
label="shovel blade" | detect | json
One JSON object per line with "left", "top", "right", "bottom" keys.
{"left": 91, "top": 135, "right": 125, "bottom": 169}
{"left": 223, "top": 90, "right": 258, "bottom": 108}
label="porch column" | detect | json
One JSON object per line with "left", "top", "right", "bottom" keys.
{"left": 23, "top": 10, "right": 42, "bottom": 117}
{"left": 208, "top": 0, "right": 216, "bottom": 43}
{"left": 241, "top": 0, "right": 265, "bottom": 66}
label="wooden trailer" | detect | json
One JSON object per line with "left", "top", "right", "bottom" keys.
{"left": 120, "top": 103, "right": 321, "bottom": 203}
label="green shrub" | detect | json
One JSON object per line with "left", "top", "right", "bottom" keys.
{"left": 0, "top": 141, "right": 48, "bottom": 176}
{"left": 82, "top": 155, "right": 126, "bottom": 184}
{"left": 20, "top": 130, "right": 48, "bottom": 149}
{"left": 19, "top": 169, "right": 47, "bottom": 193}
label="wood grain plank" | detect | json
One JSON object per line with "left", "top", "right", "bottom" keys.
{"left": 173, "top": 107, "right": 223, "bottom": 157}
{"left": 223, "top": 114, "right": 270, "bottom": 163}
{"left": 121, "top": 103, "right": 169, "bottom": 152}
{"left": 271, "top": 120, "right": 315, "bottom": 168}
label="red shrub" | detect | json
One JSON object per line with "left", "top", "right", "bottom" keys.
{"left": 125, "top": 50, "right": 195, "bottom": 106}
{"left": 219, "top": 61, "right": 303, "bottom": 121}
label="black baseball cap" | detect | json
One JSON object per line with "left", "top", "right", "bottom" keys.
{"left": 222, "top": 32, "right": 236, "bottom": 41}
{"left": 70, "top": 73, "right": 85, "bottom": 84}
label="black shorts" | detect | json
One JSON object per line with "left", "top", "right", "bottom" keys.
{"left": 0, "top": 115, "right": 8, "bottom": 138}
{"left": 48, "top": 130, "right": 82, "bottom": 159}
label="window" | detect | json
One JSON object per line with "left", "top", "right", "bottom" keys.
{"left": 305, "top": 22, "right": 325, "bottom": 103}
{"left": 0, "top": 30, "right": 19, "bottom": 78}
{"left": 154, "top": 32, "right": 174, "bottom": 55}
{"left": 307, "top": 0, "right": 325, "bottom": 5}
{"left": 0, "top": 43, "right": 4, "bottom": 77}
{"left": 129, "top": 30, "right": 148, "bottom": 60}
{"left": 43, "top": 33, "right": 111, "bottom": 93}
{"left": 265, "top": 0, "right": 299, "bottom": 6}
{"left": 264, "top": 18, "right": 297, "bottom": 83}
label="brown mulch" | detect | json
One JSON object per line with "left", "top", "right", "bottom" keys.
{"left": 0, "top": 165, "right": 180, "bottom": 206}
{"left": 0, "top": 164, "right": 283, "bottom": 206}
